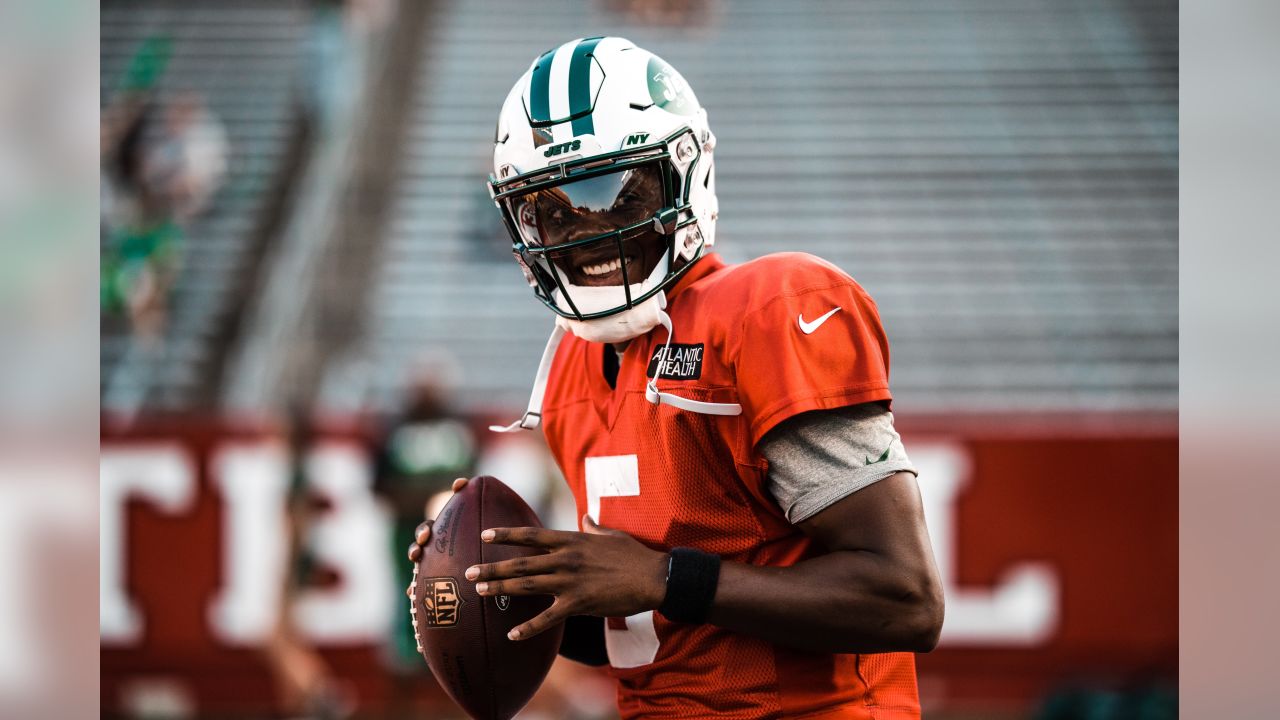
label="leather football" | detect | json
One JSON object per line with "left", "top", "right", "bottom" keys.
{"left": 411, "top": 476, "right": 564, "bottom": 720}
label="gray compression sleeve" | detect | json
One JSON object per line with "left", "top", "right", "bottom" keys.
{"left": 760, "top": 403, "right": 917, "bottom": 524}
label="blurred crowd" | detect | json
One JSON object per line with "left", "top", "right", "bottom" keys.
{"left": 99, "top": 0, "right": 392, "bottom": 352}
{"left": 99, "top": 36, "right": 226, "bottom": 344}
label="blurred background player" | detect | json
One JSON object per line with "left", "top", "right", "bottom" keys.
{"left": 369, "top": 358, "right": 477, "bottom": 714}
{"left": 373, "top": 364, "right": 612, "bottom": 718}
{"left": 260, "top": 406, "right": 353, "bottom": 720}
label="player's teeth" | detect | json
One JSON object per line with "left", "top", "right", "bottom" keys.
{"left": 581, "top": 256, "right": 638, "bottom": 277}
{"left": 583, "top": 258, "right": 621, "bottom": 276}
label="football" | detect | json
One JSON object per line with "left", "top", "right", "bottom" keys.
{"left": 411, "top": 475, "right": 564, "bottom": 720}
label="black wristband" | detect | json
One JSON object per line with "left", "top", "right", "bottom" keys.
{"left": 558, "top": 615, "right": 609, "bottom": 666}
{"left": 658, "top": 547, "right": 721, "bottom": 624}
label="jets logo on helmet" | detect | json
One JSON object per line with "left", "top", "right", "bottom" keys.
{"left": 648, "top": 57, "right": 697, "bottom": 116}
{"left": 490, "top": 37, "right": 719, "bottom": 329}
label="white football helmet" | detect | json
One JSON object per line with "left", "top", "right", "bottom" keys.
{"left": 489, "top": 37, "right": 719, "bottom": 329}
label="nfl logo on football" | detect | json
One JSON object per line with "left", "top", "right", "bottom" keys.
{"left": 424, "top": 579, "right": 461, "bottom": 627}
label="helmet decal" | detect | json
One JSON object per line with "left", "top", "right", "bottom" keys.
{"left": 525, "top": 36, "right": 605, "bottom": 134}
{"left": 568, "top": 37, "right": 604, "bottom": 135}
{"left": 647, "top": 56, "right": 697, "bottom": 116}
{"left": 527, "top": 47, "right": 554, "bottom": 124}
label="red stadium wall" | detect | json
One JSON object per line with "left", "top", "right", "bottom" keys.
{"left": 100, "top": 416, "right": 1176, "bottom": 717}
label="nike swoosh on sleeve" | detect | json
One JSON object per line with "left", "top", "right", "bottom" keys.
{"left": 797, "top": 307, "right": 841, "bottom": 335}
{"left": 865, "top": 443, "right": 892, "bottom": 465}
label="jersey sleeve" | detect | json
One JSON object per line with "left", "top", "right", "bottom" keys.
{"left": 734, "top": 266, "right": 893, "bottom": 446}
{"left": 760, "top": 403, "right": 916, "bottom": 524}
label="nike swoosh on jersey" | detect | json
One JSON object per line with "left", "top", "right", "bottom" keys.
{"left": 797, "top": 307, "right": 841, "bottom": 335}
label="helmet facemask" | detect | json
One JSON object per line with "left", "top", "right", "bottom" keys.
{"left": 491, "top": 128, "right": 707, "bottom": 322}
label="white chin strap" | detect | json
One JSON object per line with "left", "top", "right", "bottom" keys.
{"left": 489, "top": 322, "right": 566, "bottom": 432}
{"left": 555, "top": 292, "right": 668, "bottom": 345}
{"left": 642, "top": 310, "right": 742, "bottom": 416}
{"left": 491, "top": 304, "right": 742, "bottom": 434}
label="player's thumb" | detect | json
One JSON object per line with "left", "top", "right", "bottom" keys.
{"left": 582, "top": 514, "right": 616, "bottom": 536}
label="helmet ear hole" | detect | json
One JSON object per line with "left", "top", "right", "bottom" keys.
{"left": 676, "top": 226, "right": 702, "bottom": 262}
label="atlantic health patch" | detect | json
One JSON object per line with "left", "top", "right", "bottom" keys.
{"left": 647, "top": 343, "right": 704, "bottom": 380}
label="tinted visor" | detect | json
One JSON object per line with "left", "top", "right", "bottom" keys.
{"left": 512, "top": 163, "right": 666, "bottom": 250}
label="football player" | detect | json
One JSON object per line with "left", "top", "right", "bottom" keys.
{"left": 408, "top": 37, "right": 943, "bottom": 719}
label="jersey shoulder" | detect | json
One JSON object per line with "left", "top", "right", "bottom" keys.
{"left": 689, "top": 251, "right": 872, "bottom": 319}
{"left": 684, "top": 253, "right": 893, "bottom": 444}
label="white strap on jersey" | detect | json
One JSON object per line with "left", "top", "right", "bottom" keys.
{"left": 491, "top": 308, "right": 742, "bottom": 434}
{"left": 644, "top": 309, "right": 742, "bottom": 416}
{"left": 489, "top": 324, "right": 566, "bottom": 432}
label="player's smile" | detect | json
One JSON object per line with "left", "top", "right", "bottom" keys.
{"left": 554, "top": 230, "right": 665, "bottom": 288}
{"left": 576, "top": 254, "right": 636, "bottom": 284}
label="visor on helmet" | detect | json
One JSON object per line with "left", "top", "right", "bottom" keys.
{"left": 511, "top": 163, "right": 665, "bottom": 250}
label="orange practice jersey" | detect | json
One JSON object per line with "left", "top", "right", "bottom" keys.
{"left": 542, "top": 252, "right": 921, "bottom": 719}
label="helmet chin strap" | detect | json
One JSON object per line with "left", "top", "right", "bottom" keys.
{"left": 489, "top": 322, "right": 566, "bottom": 433}
{"left": 491, "top": 301, "right": 741, "bottom": 434}
{"left": 555, "top": 291, "right": 668, "bottom": 345}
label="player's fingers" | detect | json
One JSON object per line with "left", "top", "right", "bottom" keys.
{"left": 482, "top": 526, "right": 575, "bottom": 549}
{"left": 508, "top": 599, "right": 571, "bottom": 641}
{"left": 466, "top": 554, "right": 558, "bottom": 582}
{"left": 451, "top": 477, "right": 468, "bottom": 493}
{"left": 414, "top": 520, "right": 433, "bottom": 545}
{"left": 475, "top": 573, "right": 558, "bottom": 597}
{"left": 407, "top": 540, "right": 423, "bottom": 562}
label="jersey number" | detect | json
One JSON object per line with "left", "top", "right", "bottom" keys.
{"left": 585, "top": 455, "right": 661, "bottom": 668}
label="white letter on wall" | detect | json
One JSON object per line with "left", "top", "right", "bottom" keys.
{"left": 914, "top": 442, "right": 1060, "bottom": 646}
{"left": 292, "top": 442, "right": 393, "bottom": 642}
{"left": 100, "top": 446, "right": 196, "bottom": 644}
{"left": 207, "top": 442, "right": 290, "bottom": 644}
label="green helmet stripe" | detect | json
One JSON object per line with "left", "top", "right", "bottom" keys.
{"left": 528, "top": 48, "right": 554, "bottom": 124}
{"left": 569, "top": 37, "right": 603, "bottom": 136}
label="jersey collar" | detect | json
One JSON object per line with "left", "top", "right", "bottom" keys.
{"left": 666, "top": 253, "right": 726, "bottom": 305}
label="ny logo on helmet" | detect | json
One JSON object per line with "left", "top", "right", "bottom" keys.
{"left": 543, "top": 139, "right": 582, "bottom": 158}
{"left": 624, "top": 133, "right": 650, "bottom": 146}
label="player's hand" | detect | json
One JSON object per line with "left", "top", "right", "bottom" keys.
{"left": 464, "top": 515, "right": 669, "bottom": 641}
{"left": 405, "top": 478, "right": 468, "bottom": 597}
